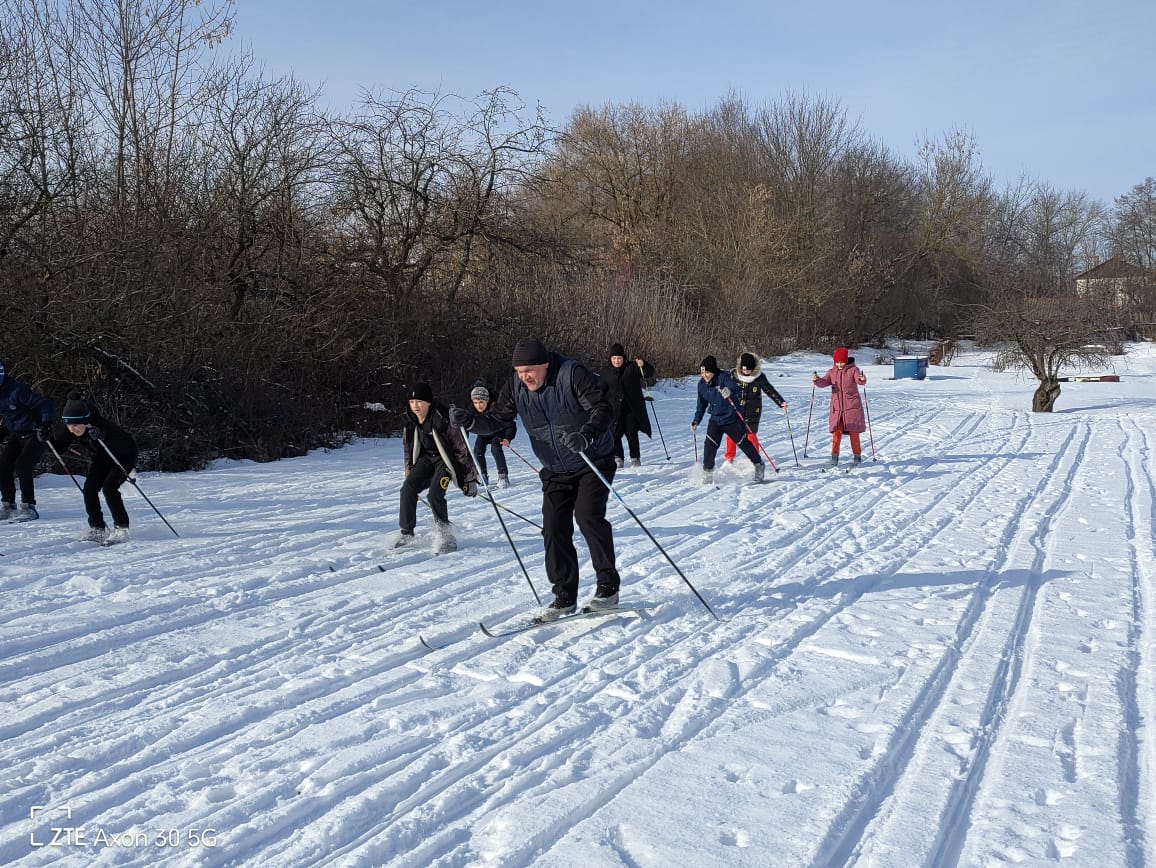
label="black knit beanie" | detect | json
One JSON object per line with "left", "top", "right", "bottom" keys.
{"left": 608, "top": 342, "right": 625, "bottom": 358}
{"left": 62, "top": 391, "right": 92, "bottom": 422}
{"left": 700, "top": 356, "right": 719, "bottom": 374}
{"left": 407, "top": 382, "right": 434, "bottom": 403}
{"left": 740, "top": 352, "right": 758, "bottom": 371}
{"left": 511, "top": 337, "right": 549, "bottom": 367}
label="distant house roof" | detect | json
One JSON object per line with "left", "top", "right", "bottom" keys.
{"left": 1074, "top": 256, "right": 1149, "bottom": 281}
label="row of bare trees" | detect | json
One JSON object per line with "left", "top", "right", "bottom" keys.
{"left": 2, "top": 0, "right": 1152, "bottom": 469}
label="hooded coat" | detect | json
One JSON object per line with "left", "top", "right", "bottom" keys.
{"left": 814, "top": 361, "right": 867, "bottom": 433}
{"left": 732, "top": 355, "right": 785, "bottom": 431}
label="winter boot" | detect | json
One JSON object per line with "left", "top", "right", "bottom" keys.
{"left": 753, "top": 462, "right": 765, "bottom": 483}
{"left": 392, "top": 530, "right": 416, "bottom": 549}
{"left": 0, "top": 502, "right": 16, "bottom": 521}
{"left": 106, "top": 526, "right": 131, "bottom": 544}
{"left": 533, "top": 597, "right": 577, "bottom": 623}
{"left": 433, "top": 523, "right": 457, "bottom": 555}
{"left": 11, "top": 504, "right": 39, "bottom": 522}
{"left": 852, "top": 454, "right": 863, "bottom": 465}
{"left": 582, "top": 590, "right": 619, "bottom": 613}
{"left": 614, "top": 456, "right": 625, "bottom": 468}
{"left": 497, "top": 473, "right": 509, "bottom": 489}
{"left": 629, "top": 457, "right": 641, "bottom": 467}
{"left": 701, "top": 468, "right": 714, "bottom": 484}
{"left": 79, "top": 525, "right": 108, "bottom": 543}
{"left": 826, "top": 454, "right": 839, "bottom": 469}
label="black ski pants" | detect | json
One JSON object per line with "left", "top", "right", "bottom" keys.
{"left": 472, "top": 434, "right": 508, "bottom": 481}
{"left": 83, "top": 451, "right": 135, "bottom": 529}
{"left": 0, "top": 433, "right": 46, "bottom": 505}
{"left": 540, "top": 454, "right": 620, "bottom": 605}
{"left": 612, "top": 406, "right": 642, "bottom": 463}
{"left": 399, "top": 455, "right": 451, "bottom": 532}
{"left": 702, "top": 418, "right": 760, "bottom": 471}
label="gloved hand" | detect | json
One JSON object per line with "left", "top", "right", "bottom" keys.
{"left": 448, "top": 406, "right": 473, "bottom": 429}
{"left": 719, "top": 386, "right": 731, "bottom": 399}
{"left": 36, "top": 425, "right": 52, "bottom": 442}
{"left": 87, "top": 426, "right": 105, "bottom": 441}
{"left": 690, "top": 421, "right": 698, "bottom": 432}
{"left": 463, "top": 481, "right": 478, "bottom": 497}
{"left": 560, "top": 430, "right": 591, "bottom": 453}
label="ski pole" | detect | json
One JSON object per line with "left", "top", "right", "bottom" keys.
{"left": 803, "top": 378, "right": 816, "bottom": 457}
{"left": 505, "top": 442, "right": 540, "bottom": 473}
{"left": 578, "top": 450, "right": 719, "bottom": 620}
{"left": 464, "top": 430, "right": 541, "bottom": 605}
{"left": 643, "top": 385, "right": 671, "bottom": 460}
{"left": 45, "top": 440, "right": 84, "bottom": 493}
{"left": 692, "top": 425, "right": 699, "bottom": 464}
{"left": 783, "top": 406, "right": 800, "bottom": 466}
{"left": 480, "top": 493, "right": 542, "bottom": 531}
{"left": 94, "top": 437, "right": 180, "bottom": 537}
{"left": 724, "top": 396, "right": 778, "bottom": 472}
{"left": 861, "top": 384, "right": 876, "bottom": 460}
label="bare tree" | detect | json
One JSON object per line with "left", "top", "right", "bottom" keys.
{"left": 978, "top": 180, "right": 1114, "bottom": 411}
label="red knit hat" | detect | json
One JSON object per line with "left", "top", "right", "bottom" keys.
{"left": 833, "top": 347, "right": 849, "bottom": 364}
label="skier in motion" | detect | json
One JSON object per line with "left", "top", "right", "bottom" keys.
{"left": 450, "top": 336, "right": 622, "bottom": 621}
{"left": 812, "top": 347, "right": 868, "bottom": 469}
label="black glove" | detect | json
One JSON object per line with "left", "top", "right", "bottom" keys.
{"left": 87, "top": 426, "right": 105, "bottom": 441}
{"left": 463, "top": 481, "right": 478, "bottom": 497}
{"left": 448, "top": 407, "right": 473, "bottom": 429}
{"left": 560, "top": 430, "right": 591, "bottom": 454}
{"left": 37, "top": 425, "right": 52, "bottom": 442}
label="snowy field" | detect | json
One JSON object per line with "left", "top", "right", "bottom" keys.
{"left": 2, "top": 343, "right": 1155, "bottom": 867}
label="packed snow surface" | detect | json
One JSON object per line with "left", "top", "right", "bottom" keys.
{"left": 2, "top": 344, "right": 1154, "bottom": 867}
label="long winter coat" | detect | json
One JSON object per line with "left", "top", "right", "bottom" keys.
{"left": 403, "top": 401, "right": 478, "bottom": 492}
{"left": 732, "top": 356, "right": 785, "bottom": 431}
{"left": 814, "top": 363, "right": 867, "bottom": 433}
{"left": 470, "top": 352, "right": 614, "bottom": 474}
{"left": 601, "top": 358, "right": 654, "bottom": 437}
{"left": 692, "top": 370, "right": 742, "bottom": 427}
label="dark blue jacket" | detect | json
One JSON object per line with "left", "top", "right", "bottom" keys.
{"left": 471, "top": 352, "right": 613, "bottom": 474}
{"left": 692, "top": 370, "right": 741, "bottom": 427}
{"left": 0, "top": 373, "right": 55, "bottom": 435}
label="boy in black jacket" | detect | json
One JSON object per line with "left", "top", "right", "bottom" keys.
{"left": 397, "top": 382, "right": 479, "bottom": 554}
{"left": 55, "top": 392, "right": 139, "bottom": 543}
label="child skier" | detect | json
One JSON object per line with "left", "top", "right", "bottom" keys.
{"left": 812, "top": 347, "right": 868, "bottom": 468}
{"left": 724, "top": 352, "right": 787, "bottom": 463}
{"left": 468, "top": 381, "right": 516, "bottom": 488}
{"left": 397, "top": 382, "right": 479, "bottom": 553}
{"left": 691, "top": 355, "right": 764, "bottom": 483}
{"left": 55, "top": 391, "right": 139, "bottom": 543}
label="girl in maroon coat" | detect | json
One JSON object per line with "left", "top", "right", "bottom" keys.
{"left": 812, "top": 347, "right": 867, "bottom": 468}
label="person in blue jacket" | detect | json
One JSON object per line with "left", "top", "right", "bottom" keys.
{"left": 691, "top": 355, "right": 764, "bottom": 484}
{"left": 451, "top": 336, "right": 621, "bottom": 621}
{"left": 0, "top": 361, "right": 56, "bottom": 521}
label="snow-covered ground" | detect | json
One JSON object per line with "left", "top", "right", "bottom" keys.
{"left": 2, "top": 343, "right": 1154, "bottom": 867}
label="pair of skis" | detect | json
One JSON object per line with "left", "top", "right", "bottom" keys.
{"left": 419, "top": 603, "right": 650, "bottom": 651}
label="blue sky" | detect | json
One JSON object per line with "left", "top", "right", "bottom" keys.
{"left": 228, "top": 0, "right": 1154, "bottom": 204}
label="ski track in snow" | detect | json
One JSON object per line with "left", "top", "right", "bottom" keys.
{"left": 1, "top": 346, "right": 1153, "bottom": 867}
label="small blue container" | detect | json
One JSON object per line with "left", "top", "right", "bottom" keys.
{"left": 893, "top": 356, "right": 928, "bottom": 380}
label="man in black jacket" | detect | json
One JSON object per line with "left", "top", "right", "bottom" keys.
{"left": 602, "top": 342, "right": 655, "bottom": 468}
{"left": 451, "top": 337, "right": 621, "bottom": 620}
{"left": 398, "top": 383, "right": 479, "bottom": 554}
